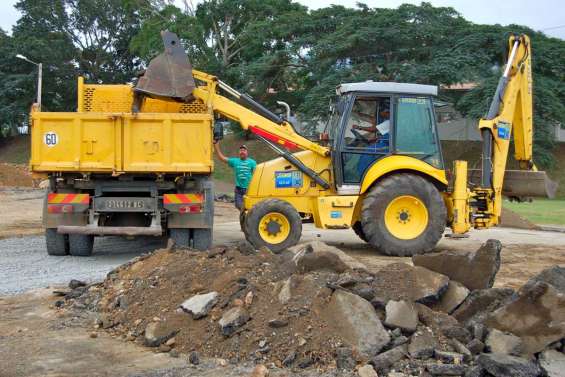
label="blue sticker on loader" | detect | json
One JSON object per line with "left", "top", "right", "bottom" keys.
{"left": 330, "top": 211, "right": 342, "bottom": 219}
{"left": 275, "top": 170, "right": 303, "bottom": 188}
{"left": 497, "top": 123, "right": 511, "bottom": 140}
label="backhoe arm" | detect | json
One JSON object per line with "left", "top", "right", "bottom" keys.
{"left": 191, "top": 70, "right": 329, "bottom": 157}
{"left": 451, "top": 34, "right": 556, "bottom": 234}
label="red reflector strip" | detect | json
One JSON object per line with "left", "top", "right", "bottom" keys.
{"left": 249, "top": 126, "right": 298, "bottom": 150}
{"left": 47, "top": 204, "right": 74, "bottom": 214}
{"left": 179, "top": 204, "right": 202, "bottom": 214}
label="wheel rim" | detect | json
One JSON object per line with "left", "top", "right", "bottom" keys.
{"left": 384, "top": 195, "right": 429, "bottom": 240}
{"left": 258, "top": 212, "right": 291, "bottom": 244}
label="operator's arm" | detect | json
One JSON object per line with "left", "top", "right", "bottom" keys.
{"left": 213, "top": 141, "right": 229, "bottom": 163}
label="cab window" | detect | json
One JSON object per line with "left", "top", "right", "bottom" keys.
{"left": 394, "top": 97, "right": 442, "bottom": 169}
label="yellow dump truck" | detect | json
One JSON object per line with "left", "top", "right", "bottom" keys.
{"left": 31, "top": 77, "right": 215, "bottom": 256}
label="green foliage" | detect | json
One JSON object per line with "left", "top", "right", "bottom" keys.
{"left": 0, "top": 0, "right": 563, "bottom": 167}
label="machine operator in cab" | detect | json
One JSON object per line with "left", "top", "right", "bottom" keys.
{"left": 214, "top": 141, "right": 257, "bottom": 211}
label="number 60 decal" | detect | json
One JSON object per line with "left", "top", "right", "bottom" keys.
{"left": 44, "top": 132, "right": 58, "bottom": 147}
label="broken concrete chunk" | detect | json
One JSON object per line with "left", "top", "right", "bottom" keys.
{"left": 485, "top": 329, "right": 523, "bottom": 356}
{"left": 522, "top": 265, "right": 565, "bottom": 294}
{"left": 408, "top": 328, "right": 437, "bottom": 359}
{"left": 434, "top": 350, "right": 464, "bottom": 364}
{"left": 144, "top": 322, "right": 177, "bottom": 347}
{"left": 452, "top": 288, "right": 517, "bottom": 325}
{"left": 442, "top": 325, "right": 472, "bottom": 344}
{"left": 290, "top": 241, "right": 367, "bottom": 273}
{"left": 477, "top": 353, "right": 542, "bottom": 377}
{"left": 68, "top": 279, "right": 87, "bottom": 290}
{"left": 219, "top": 307, "right": 250, "bottom": 336}
{"left": 180, "top": 291, "right": 219, "bottom": 319}
{"left": 384, "top": 300, "right": 418, "bottom": 333}
{"left": 357, "top": 364, "right": 378, "bottom": 377}
{"left": 335, "top": 346, "right": 356, "bottom": 370}
{"left": 370, "top": 344, "right": 407, "bottom": 373}
{"left": 432, "top": 280, "right": 469, "bottom": 314}
{"left": 539, "top": 349, "right": 565, "bottom": 377}
{"left": 412, "top": 239, "right": 502, "bottom": 291}
{"left": 450, "top": 338, "right": 472, "bottom": 361}
{"left": 426, "top": 363, "right": 466, "bottom": 376}
{"left": 324, "top": 290, "right": 390, "bottom": 356}
{"left": 371, "top": 263, "right": 449, "bottom": 304}
{"left": 466, "top": 339, "right": 485, "bottom": 355}
{"left": 486, "top": 282, "right": 565, "bottom": 356}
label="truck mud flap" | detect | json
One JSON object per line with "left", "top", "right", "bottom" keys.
{"left": 58, "top": 225, "right": 163, "bottom": 236}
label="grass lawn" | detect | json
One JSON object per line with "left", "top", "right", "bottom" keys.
{"left": 505, "top": 198, "right": 565, "bottom": 226}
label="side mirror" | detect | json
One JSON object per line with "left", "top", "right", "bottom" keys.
{"left": 213, "top": 122, "right": 224, "bottom": 141}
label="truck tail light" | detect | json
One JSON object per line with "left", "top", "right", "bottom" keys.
{"left": 179, "top": 204, "right": 202, "bottom": 214}
{"left": 48, "top": 204, "right": 74, "bottom": 213}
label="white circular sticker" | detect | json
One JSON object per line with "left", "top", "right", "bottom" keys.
{"left": 44, "top": 132, "right": 58, "bottom": 147}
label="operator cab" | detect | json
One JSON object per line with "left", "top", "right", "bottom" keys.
{"left": 325, "top": 81, "right": 442, "bottom": 194}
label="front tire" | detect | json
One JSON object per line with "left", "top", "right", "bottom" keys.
{"left": 352, "top": 221, "right": 368, "bottom": 242}
{"left": 361, "top": 174, "right": 446, "bottom": 256}
{"left": 244, "top": 199, "right": 302, "bottom": 253}
{"left": 69, "top": 234, "right": 94, "bottom": 257}
{"left": 46, "top": 229, "right": 69, "bottom": 256}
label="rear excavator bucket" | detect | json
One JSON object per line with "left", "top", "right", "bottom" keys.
{"left": 469, "top": 169, "right": 558, "bottom": 199}
{"left": 134, "top": 31, "right": 196, "bottom": 102}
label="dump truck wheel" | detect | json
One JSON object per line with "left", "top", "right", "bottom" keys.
{"left": 244, "top": 199, "right": 302, "bottom": 253}
{"left": 170, "top": 228, "right": 190, "bottom": 248}
{"left": 69, "top": 234, "right": 94, "bottom": 257}
{"left": 192, "top": 228, "right": 212, "bottom": 251}
{"left": 352, "top": 221, "right": 368, "bottom": 242}
{"left": 46, "top": 229, "right": 69, "bottom": 256}
{"left": 361, "top": 174, "right": 446, "bottom": 256}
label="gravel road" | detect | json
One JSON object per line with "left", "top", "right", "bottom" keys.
{"left": 0, "top": 235, "right": 166, "bottom": 295}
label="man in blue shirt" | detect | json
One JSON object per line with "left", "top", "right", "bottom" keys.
{"left": 214, "top": 141, "right": 257, "bottom": 210}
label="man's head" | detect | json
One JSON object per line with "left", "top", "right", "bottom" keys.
{"left": 239, "top": 145, "right": 248, "bottom": 159}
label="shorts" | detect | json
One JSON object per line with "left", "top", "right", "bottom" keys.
{"left": 234, "top": 186, "right": 247, "bottom": 211}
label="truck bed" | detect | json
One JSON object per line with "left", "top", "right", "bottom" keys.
{"left": 30, "top": 78, "right": 214, "bottom": 174}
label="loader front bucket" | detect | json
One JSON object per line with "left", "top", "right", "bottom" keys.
{"left": 134, "top": 31, "right": 196, "bottom": 101}
{"left": 469, "top": 169, "right": 558, "bottom": 199}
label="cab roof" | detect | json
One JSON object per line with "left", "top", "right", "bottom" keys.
{"left": 336, "top": 81, "right": 438, "bottom": 96}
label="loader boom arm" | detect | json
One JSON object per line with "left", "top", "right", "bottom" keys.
{"left": 191, "top": 70, "right": 329, "bottom": 158}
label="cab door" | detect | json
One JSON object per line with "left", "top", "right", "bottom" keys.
{"left": 332, "top": 94, "right": 392, "bottom": 193}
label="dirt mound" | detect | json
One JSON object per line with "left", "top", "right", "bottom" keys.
{"left": 0, "top": 163, "right": 34, "bottom": 187}
{"left": 500, "top": 207, "right": 539, "bottom": 230}
{"left": 86, "top": 245, "right": 356, "bottom": 369}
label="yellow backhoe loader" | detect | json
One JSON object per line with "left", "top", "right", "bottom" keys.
{"left": 31, "top": 32, "right": 556, "bottom": 257}
{"left": 133, "top": 32, "right": 555, "bottom": 256}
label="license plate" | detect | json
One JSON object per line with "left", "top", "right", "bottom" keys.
{"left": 106, "top": 199, "right": 145, "bottom": 209}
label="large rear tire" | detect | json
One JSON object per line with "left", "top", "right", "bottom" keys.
{"left": 361, "top": 174, "right": 446, "bottom": 256}
{"left": 46, "top": 229, "right": 69, "bottom": 256}
{"left": 69, "top": 234, "right": 94, "bottom": 257}
{"left": 244, "top": 199, "right": 302, "bottom": 253}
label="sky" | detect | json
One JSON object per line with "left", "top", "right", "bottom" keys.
{"left": 1, "top": 0, "right": 564, "bottom": 39}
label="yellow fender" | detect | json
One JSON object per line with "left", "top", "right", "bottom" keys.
{"left": 360, "top": 155, "right": 448, "bottom": 194}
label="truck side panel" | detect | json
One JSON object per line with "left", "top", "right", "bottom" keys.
{"left": 122, "top": 113, "right": 213, "bottom": 173}
{"left": 31, "top": 112, "right": 213, "bottom": 173}
{"left": 31, "top": 112, "right": 119, "bottom": 172}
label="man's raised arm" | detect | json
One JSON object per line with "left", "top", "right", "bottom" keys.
{"left": 213, "top": 141, "right": 229, "bottom": 163}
